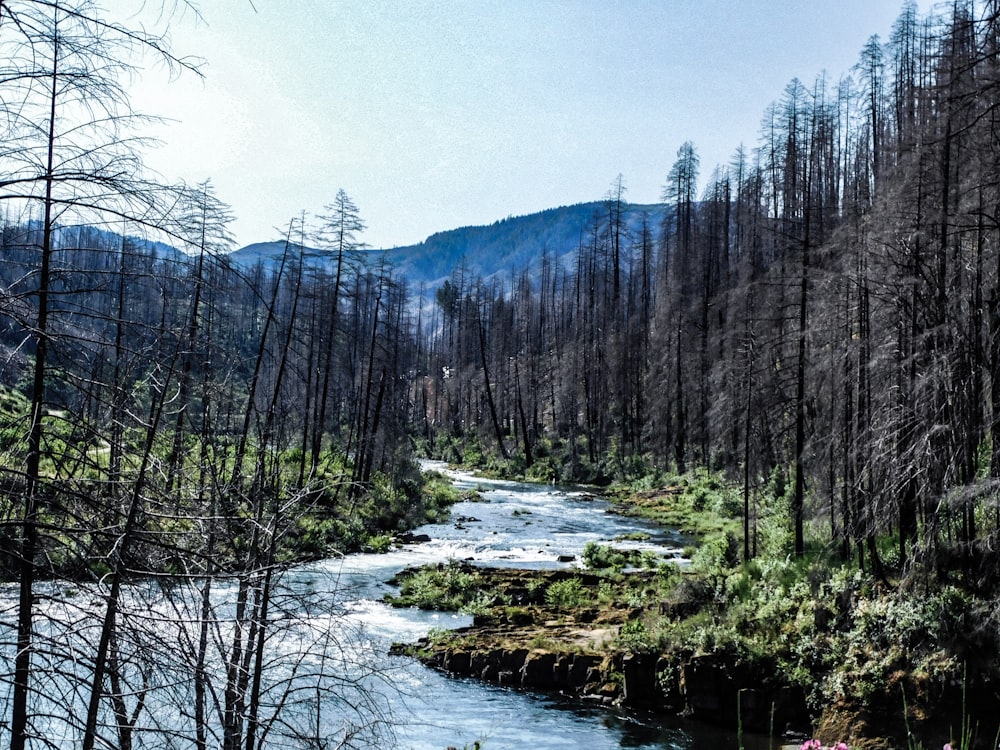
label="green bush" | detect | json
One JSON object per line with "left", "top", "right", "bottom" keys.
{"left": 690, "top": 530, "right": 740, "bottom": 573}
{"left": 582, "top": 542, "right": 627, "bottom": 570}
{"left": 582, "top": 541, "right": 658, "bottom": 571}
{"left": 617, "top": 618, "right": 659, "bottom": 653}
{"left": 460, "top": 590, "right": 499, "bottom": 617}
{"left": 545, "top": 578, "right": 587, "bottom": 610}
{"left": 393, "top": 561, "right": 479, "bottom": 611}
{"left": 363, "top": 533, "right": 394, "bottom": 553}
{"left": 287, "top": 515, "right": 358, "bottom": 558}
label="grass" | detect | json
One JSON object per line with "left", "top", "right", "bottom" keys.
{"left": 606, "top": 467, "right": 743, "bottom": 543}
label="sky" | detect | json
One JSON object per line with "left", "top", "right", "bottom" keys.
{"left": 126, "top": 0, "right": 929, "bottom": 250}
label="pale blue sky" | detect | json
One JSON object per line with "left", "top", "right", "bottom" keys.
{"left": 131, "top": 1, "right": 928, "bottom": 250}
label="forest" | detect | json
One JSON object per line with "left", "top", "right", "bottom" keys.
{"left": 427, "top": 0, "right": 1000, "bottom": 581}
{"left": 0, "top": 2, "right": 431, "bottom": 747}
{"left": 1, "top": 0, "right": 1000, "bottom": 747}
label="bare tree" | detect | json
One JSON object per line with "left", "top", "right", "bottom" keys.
{"left": 0, "top": 2, "right": 200, "bottom": 746}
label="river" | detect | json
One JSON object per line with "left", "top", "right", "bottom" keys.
{"left": 1, "top": 463, "right": 762, "bottom": 749}
{"left": 296, "top": 463, "right": 755, "bottom": 750}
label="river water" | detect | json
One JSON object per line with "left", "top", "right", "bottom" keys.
{"left": 1, "top": 464, "right": 763, "bottom": 749}
{"left": 296, "top": 463, "right": 752, "bottom": 750}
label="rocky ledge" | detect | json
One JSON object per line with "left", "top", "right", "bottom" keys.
{"left": 388, "top": 564, "right": 809, "bottom": 736}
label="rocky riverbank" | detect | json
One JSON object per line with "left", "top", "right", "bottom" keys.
{"left": 389, "top": 564, "right": 810, "bottom": 736}
{"left": 386, "top": 465, "right": 1000, "bottom": 750}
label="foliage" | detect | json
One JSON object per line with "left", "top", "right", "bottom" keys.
{"left": 460, "top": 591, "right": 498, "bottom": 617}
{"left": 422, "top": 470, "right": 463, "bottom": 511}
{"left": 389, "top": 561, "right": 482, "bottom": 611}
{"left": 582, "top": 541, "right": 658, "bottom": 572}
{"left": 690, "top": 531, "right": 742, "bottom": 573}
{"left": 616, "top": 618, "right": 662, "bottom": 654}
{"left": 363, "top": 533, "right": 395, "bottom": 554}
{"left": 544, "top": 578, "right": 588, "bottom": 610}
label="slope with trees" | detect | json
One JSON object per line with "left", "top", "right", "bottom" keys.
{"left": 428, "top": 0, "right": 1000, "bottom": 582}
{"left": 419, "top": 2, "right": 1000, "bottom": 738}
{"left": 5, "top": 0, "right": 1000, "bottom": 745}
{"left": 0, "top": 2, "right": 434, "bottom": 747}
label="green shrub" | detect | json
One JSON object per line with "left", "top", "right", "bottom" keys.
{"left": 363, "top": 533, "right": 394, "bottom": 554}
{"left": 423, "top": 471, "right": 462, "bottom": 513}
{"left": 393, "top": 561, "right": 479, "bottom": 611}
{"left": 526, "top": 577, "right": 546, "bottom": 599}
{"left": 582, "top": 541, "right": 659, "bottom": 571}
{"left": 597, "top": 580, "right": 616, "bottom": 605}
{"left": 545, "top": 578, "right": 587, "bottom": 610}
{"left": 460, "top": 590, "right": 498, "bottom": 617}
{"left": 617, "top": 618, "right": 659, "bottom": 653}
{"left": 287, "top": 515, "right": 356, "bottom": 558}
{"left": 690, "top": 530, "right": 740, "bottom": 573}
{"left": 582, "top": 542, "right": 627, "bottom": 570}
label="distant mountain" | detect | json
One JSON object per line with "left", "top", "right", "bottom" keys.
{"left": 384, "top": 201, "right": 667, "bottom": 289}
{"left": 228, "top": 201, "right": 669, "bottom": 291}
{"left": 229, "top": 240, "right": 328, "bottom": 267}
{"left": 11, "top": 222, "right": 187, "bottom": 262}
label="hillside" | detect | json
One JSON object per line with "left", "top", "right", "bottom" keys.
{"left": 228, "top": 201, "right": 668, "bottom": 290}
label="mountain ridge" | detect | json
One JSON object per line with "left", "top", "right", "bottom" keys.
{"left": 229, "top": 200, "right": 669, "bottom": 289}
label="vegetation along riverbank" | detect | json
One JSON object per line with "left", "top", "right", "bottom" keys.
{"left": 391, "top": 467, "right": 1000, "bottom": 750}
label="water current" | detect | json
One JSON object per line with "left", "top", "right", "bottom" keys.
{"left": 1, "top": 463, "right": 763, "bottom": 749}
{"left": 303, "top": 463, "right": 754, "bottom": 750}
